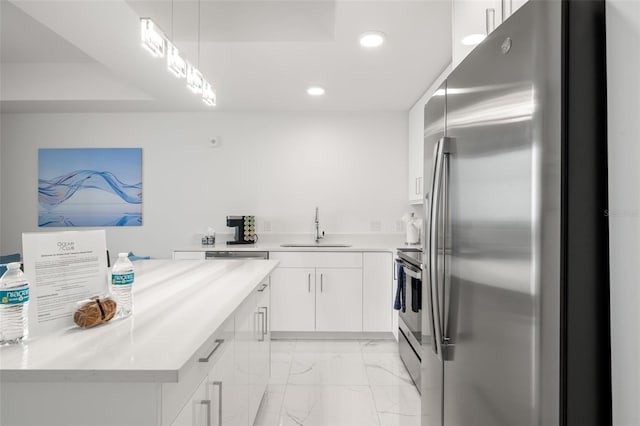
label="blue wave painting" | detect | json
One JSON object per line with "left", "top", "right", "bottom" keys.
{"left": 38, "top": 148, "right": 142, "bottom": 227}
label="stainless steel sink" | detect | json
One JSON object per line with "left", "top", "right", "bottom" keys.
{"left": 280, "top": 243, "right": 352, "bottom": 248}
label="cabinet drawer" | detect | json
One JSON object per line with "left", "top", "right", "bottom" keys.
{"left": 270, "top": 252, "right": 362, "bottom": 268}
{"left": 162, "top": 318, "right": 232, "bottom": 424}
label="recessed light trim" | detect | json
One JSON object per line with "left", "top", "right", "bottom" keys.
{"left": 359, "top": 31, "right": 385, "bottom": 48}
{"left": 307, "top": 86, "right": 325, "bottom": 96}
{"left": 461, "top": 34, "right": 486, "bottom": 46}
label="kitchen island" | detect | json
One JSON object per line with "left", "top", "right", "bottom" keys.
{"left": 0, "top": 259, "right": 278, "bottom": 426}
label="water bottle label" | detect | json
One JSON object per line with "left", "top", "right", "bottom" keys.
{"left": 112, "top": 272, "right": 134, "bottom": 286}
{"left": 0, "top": 286, "right": 29, "bottom": 305}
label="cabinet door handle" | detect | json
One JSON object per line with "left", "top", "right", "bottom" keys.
{"left": 257, "top": 283, "right": 268, "bottom": 292}
{"left": 486, "top": 8, "right": 496, "bottom": 34}
{"left": 210, "top": 381, "right": 223, "bottom": 426}
{"left": 197, "top": 399, "right": 212, "bottom": 426}
{"left": 260, "top": 306, "right": 268, "bottom": 337}
{"left": 320, "top": 273, "right": 324, "bottom": 292}
{"left": 308, "top": 273, "right": 311, "bottom": 292}
{"left": 257, "top": 311, "right": 265, "bottom": 341}
{"left": 501, "top": 0, "right": 511, "bottom": 22}
{"left": 199, "top": 339, "right": 224, "bottom": 363}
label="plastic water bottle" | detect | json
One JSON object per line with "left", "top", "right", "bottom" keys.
{"left": 0, "top": 262, "right": 29, "bottom": 344}
{"left": 111, "top": 253, "right": 134, "bottom": 318}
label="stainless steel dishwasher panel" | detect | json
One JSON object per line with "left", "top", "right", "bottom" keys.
{"left": 205, "top": 251, "right": 269, "bottom": 260}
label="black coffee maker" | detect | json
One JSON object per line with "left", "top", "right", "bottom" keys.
{"left": 226, "top": 216, "right": 256, "bottom": 245}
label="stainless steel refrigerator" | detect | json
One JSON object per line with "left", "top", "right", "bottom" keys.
{"left": 420, "top": 1, "right": 611, "bottom": 426}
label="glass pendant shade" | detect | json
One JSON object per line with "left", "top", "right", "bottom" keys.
{"left": 167, "top": 43, "right": 187, "bottom": 78}
{"left": 202, "top": 80, "right": 216, "bottom": 106}
{"left": 140, "top": 18, "right": 165, "bottom": 58}
{"left": 187, "top": 64, "right": 204, "bottom": 94}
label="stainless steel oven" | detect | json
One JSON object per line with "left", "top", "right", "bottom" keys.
{"left": 396, "top": 247, "right": 423, "bottom": 392}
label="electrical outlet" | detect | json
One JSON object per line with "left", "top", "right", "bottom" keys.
{"left": 264, "top": 220, "right": 272, "bottom": 232}
{"left": 370, "top": 220, "right": 382, "bottom": 232}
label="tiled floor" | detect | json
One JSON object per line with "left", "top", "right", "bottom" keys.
{"left": 254, "top": 340, "right": 421, "bottom": 426}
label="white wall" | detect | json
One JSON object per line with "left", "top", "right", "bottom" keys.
{"left": 0, "top": 112, "right": 407, "bottom": 258}
{"left": 606, "top": 1, "right": 640, "bottom": 425}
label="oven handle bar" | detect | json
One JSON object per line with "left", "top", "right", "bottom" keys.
{"left": 395, "top": 258, "right": 422, "bottom": 280}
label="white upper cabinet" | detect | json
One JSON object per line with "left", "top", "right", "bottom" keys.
{"left": 452, "top": 0, "right": 528, "bottom": 68}
{"left": 408, "top": 65, "right": 451, "bottom": 204}
{"left": 408, "top": 102, "right": 426, "bottom": 204}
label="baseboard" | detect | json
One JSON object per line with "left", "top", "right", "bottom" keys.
{"left": 271, "top": 331, "right": 394, "bottom": 340}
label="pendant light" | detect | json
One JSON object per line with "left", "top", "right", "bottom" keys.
{"left": 139, "top": 0, "right": 215, "bottom": 106}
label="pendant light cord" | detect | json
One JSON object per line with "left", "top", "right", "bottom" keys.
{"left": 197, "top": 0, "right": 201, "bottom": 67}
{"left": 170, "top": 0, "right": 174, "bottom": 41}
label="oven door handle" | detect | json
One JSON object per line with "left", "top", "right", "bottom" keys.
{"left": 403, "top": 264, "right": 422, "bottom": 280}
{"left": 395, "top": 259, "right": 422, "bottom": 280}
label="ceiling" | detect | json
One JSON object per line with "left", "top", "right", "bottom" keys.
{"left": 0, "top": 0, "right": 451, "bottom": 112}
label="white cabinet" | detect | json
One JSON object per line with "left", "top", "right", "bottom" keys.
{"left": 452, "top": 0, "right": 528, "bottom": 68}
{"left": 510, "top": 0, "right": 528, "bottom": 15}
{"left": 171, "top": 280, "right": 270, "bottom": 426}
{"left": 270, "top": 251, "right": 394, "bottom": 335}
{"left": 271, "top": 267, "right": 316, "bottom": 331}
{"left": 249, "top": 282, "right": 270, "bottom": 423}
{"left": 270, "top": 252, "right": 363, "bottom": 333}
{"left": 452, "top": 0, "right": 503, "bottom": 68}
{"left": 171, "top": 376, "right": 209, "bottom": 426}
{"left": 315, "top": 268, "right": 363, "bottom": 332}
{"left": 362, "top": 252, "right": 393, "bottom": 332}
{"left": 207, "top": 320, "right": 242, "bottom": 426}
{"left": 408, "top": 103, "right": 426, "bottom": 204}
{"left": 408, "top": 65, "right": 451, "bottom": 204}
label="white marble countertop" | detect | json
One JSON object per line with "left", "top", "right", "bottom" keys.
{"left": 0, "top": 259, "right": 279, "bottom": 383}
{"left": 175, "top": 233, "right": 416, "bottom": 253}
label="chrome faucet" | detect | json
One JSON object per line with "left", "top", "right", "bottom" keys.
{"left": 314, "top": 206, "right": 325, "bottom": 243}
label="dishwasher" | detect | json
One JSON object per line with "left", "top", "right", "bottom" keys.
{"left": 205, "top": 251, "right": 269, "bottom": 260}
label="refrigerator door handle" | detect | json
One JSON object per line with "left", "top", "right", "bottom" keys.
{"left": 429, "top": 136, "right": 451, "bottom": 360}
{"left": 422, "top": 191, "right": 439, "bottom": 356}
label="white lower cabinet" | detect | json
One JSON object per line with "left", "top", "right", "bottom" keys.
{"left": 270, "top": 252, "right": 393, "bottom": 334}
{"left": 271, "top": 267, "right": 316, "bottom": 331}
{"left": 315, "top": 268, "right": 363, "bottom": 332}
{"left": 250, "top": 282, "right": 270, "bottom": 422}
{"left": 171, "top": 279, "right": 270, "bottom": 426}
{"left": 171, "top": 376, "right": 210, "bottom": 426}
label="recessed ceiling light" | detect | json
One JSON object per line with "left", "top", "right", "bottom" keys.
{"left": 359, "top": 31, "right": 385, "bottom": 48}
{"left": 461, "top": 34, "right": 486, "bottom": 46}
{"left": 307, "top": 86, "right": 325, "bottom": 96}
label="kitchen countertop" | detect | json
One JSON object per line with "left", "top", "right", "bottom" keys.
{"left": 175, "top": 233, "right": 416, "bottom": 253}
{"left": 0, "top": 259, "right": 279, "bottom": 383}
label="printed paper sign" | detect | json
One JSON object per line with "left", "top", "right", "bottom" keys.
{"left": 22, "top": 230, "right": 108, "bottom": 336}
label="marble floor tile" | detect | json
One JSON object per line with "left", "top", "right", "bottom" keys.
{"left": 289, "top": 352, "right": 369, "bottom": 385}
{"left": 371, "top": 385, "right": 421, "bottom": 426}
{"left": 364, "top": 353, "right": 414, "bottom": 386}
{"left": 254, "top": 385, "right": 286, "bottom": 426}
{"left": 270, "top": 340, "right": 295, "bottom": 385}
{"left": 360, "top": 340, "right": 400, "bottom": 354}
{"left": 272, "top": 340, "right": 297, "bottom": 353}
{"left": 294, "top": 340, "right": 363, "bottom": 354}
{"left": 281, "top": 385, "right": 381, "bottom": 426}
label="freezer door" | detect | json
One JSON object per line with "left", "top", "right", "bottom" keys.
{"left": 440, "top": 2, "right": 561, "bottom": 426}
{"left": 421, "top": 81, "right": 446, "bottom": 426}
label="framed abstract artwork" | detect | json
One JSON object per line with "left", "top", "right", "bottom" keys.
{"left": 38, "top": 148, "right": 142, "bottom": 227}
